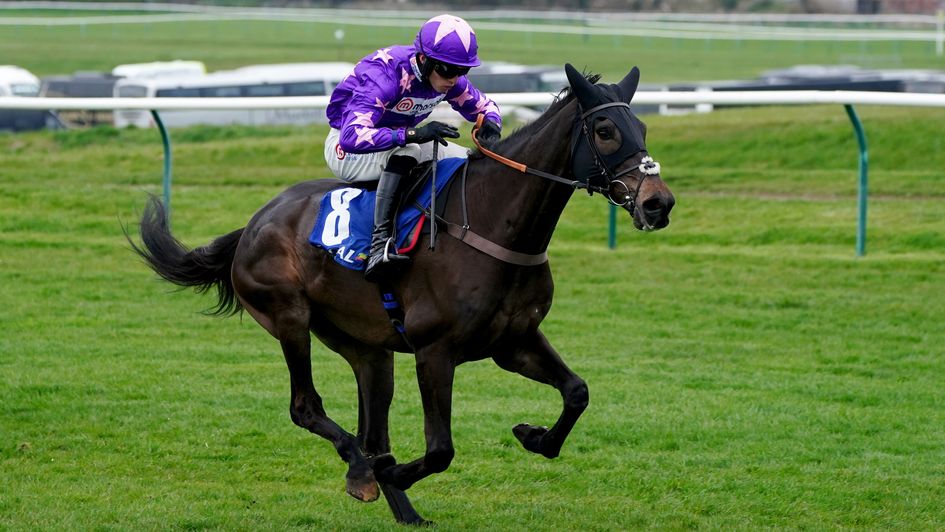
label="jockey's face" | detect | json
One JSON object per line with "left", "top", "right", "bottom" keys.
{"left": 420, "top": 54, "right": 466, "bottom": 94}
{"left": 429, "top": 68, "right": 457, "bottom": 94}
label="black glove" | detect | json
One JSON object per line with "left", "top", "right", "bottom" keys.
{"left": 405, "top": 121, "right": 460, "bottom": 146}
{"left": 477, "top": 119, "right": 502, "bottom": 150}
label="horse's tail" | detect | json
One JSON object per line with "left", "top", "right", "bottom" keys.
{"left": 126, "top": 196, "right": 243, "bottom": 317}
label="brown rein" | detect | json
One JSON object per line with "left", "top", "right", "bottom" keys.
{"left": 434, "top": 112, "right": 647, "bottom": 267}
{"left": 470, "top": 114, "right": 585, "bottom": 189}
{"left": 427, "top": 115, "right": 550, "bottom": 267}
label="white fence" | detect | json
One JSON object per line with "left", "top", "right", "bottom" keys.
{"left": 3, "top": 90, "right": 945, "bottom": 111}
{"left": 2, "top": 90, "right": 944, "bottom": 256}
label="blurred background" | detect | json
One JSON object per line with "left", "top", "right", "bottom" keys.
{"left": 2, "top": 0, "right": 944, "bottom": 130}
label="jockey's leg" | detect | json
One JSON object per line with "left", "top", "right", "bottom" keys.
{"left": 364, "top": 155, "right": 416, "bottom": 283}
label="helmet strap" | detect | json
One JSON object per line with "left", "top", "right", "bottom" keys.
{"left": 415, "top": 53, "right": 435, "bottom": 84}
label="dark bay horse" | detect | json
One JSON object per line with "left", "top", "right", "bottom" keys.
{"left": 130, "top": 64, "right": 674, "bottom": 524}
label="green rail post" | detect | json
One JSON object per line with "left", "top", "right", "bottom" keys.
{"left": 844, "top": 104, "right": 868, "bottom": 257}
{"left": 151, "top": 110, "right": 173, "bottom": 226}
{"left": 608, "top": 203, "right": 617, "bottom": 249}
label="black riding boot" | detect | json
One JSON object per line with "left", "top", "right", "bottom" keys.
{"left": 364, "top": 170, "right": 410, "bottom": 283}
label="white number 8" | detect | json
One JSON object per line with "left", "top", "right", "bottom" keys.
{"left": 321, "top": 188, "right": 362, "bottom": 246}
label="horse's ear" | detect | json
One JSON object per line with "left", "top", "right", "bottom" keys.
{"left": 618, "top": 67, "right": 641, "bottom": 101}
{"left": 565, "top": 63, "right": 597, "bottom": 107}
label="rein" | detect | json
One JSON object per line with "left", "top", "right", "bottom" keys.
{"left": 471, "top": 112, "right": 661, "bottom": 209}
{"left": 471, "top": 115, "right": 586, "bottom": 190}
{"left": 435, "top": 107, "right": 660, "bottom": 268}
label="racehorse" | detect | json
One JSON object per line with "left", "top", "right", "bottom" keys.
{"left": 128, "top": 64, "right": 674, "bottom": 524}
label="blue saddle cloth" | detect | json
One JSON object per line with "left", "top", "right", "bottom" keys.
{"left": 308, "top": 157, "right": 466, "bottom": 270}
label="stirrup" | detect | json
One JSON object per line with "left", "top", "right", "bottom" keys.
{"left": 382, "top": 237, "right": 408, "bottom": 263}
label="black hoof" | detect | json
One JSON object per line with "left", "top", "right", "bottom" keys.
{"left": 399, "top": 517, "right": 435, "bottom": 527}
{"left": 513, "top": 423, "right": 558, "bottom": 458}
{"left": 379, "top": 483, "right": 427, "bottom": 526}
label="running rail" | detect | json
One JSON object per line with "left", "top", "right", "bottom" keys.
{"left": 4, "top": 90, "right": 945, "bottom": 255}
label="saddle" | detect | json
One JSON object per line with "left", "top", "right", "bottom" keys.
{"left": 308, "top": 157, "right": 467, "bottom": 271}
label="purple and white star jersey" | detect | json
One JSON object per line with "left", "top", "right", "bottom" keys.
{"left": 326, "top": 45, "right": 502, "bottom": 154}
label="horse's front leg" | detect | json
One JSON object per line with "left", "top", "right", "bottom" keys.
{"left": 493, "top": 329, "right": 589, "bottom": 459}
{"left": 375, "top": 348, "right": 456, "bottom": 491}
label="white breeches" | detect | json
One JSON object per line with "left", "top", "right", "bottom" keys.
{"left": 324, "top": 128, "right": 469, "bottom": 183}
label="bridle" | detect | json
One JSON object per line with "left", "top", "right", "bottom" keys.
{"left": 574, "top": 102, "right": 661, "bottom": 210}
{"left": 435, "top": 102, "right": 661, "bottom": 267}
{"left": 471, "top": 101, "right": 661, "bottom": 213}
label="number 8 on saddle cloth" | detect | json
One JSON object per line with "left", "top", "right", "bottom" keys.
{"left": 308, "top": 157, "right": 467, "bottom": 271}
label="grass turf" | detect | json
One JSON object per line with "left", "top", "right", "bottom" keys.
{"left": 1, "top": 103, "right": 944, "bottom": 528}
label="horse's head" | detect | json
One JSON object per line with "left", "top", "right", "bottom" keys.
{"left": 565, "top": 64, "right": 675, "bottom": 231}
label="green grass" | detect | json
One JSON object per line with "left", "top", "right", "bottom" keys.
{"left": 2, "top": 104, "right": 944, "bottom": 529}
{"left": 2, "top": 12, "right": 944, "bottom": 82}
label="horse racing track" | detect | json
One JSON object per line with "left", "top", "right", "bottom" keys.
{"left": 2, "top": 105, "right": 944, "bottom": 529}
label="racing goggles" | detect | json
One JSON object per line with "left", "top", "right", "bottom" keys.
{"left": 432, "top": 61, "right": 470, "bottom": 79}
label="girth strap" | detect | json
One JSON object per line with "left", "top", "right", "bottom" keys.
{"left": 378, "top": 286, "right": 414, "bottom": 351}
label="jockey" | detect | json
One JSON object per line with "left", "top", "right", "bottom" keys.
{"left": 325, "top": 14, "right": 503, "bottom": 282}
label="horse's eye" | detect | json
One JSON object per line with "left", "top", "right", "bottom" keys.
{"left": 596, "top": 126, "right": 614, "bottom": 140}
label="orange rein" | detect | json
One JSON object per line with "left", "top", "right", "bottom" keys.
{"left": 471, "top": 114, "right": 526, "bottom": 173}
{"left": 469, "top": 114, "right": 584, "bottom": 192}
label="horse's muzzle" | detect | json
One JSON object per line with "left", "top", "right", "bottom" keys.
{"left": 633, "top": 189, "right": 675, "bottom": 232}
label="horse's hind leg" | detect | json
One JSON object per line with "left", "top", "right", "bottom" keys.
{"left": 316, "top": 330, "right": 427, "bottom": 525}
{"left": 493, "top": 329, "right": 589, "bottom": 459}
{"left": 350, "top": 350, "right": 428, "bottom": 525}
{"left": 271, "top": 304, "right": 379, "bottom": 502}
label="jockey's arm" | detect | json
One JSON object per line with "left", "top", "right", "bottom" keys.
{"left": 337, "top": 73, "right": 403, "bottom": 154}
{"left": 445, "top": 78, "right": 502, "bottom": 129}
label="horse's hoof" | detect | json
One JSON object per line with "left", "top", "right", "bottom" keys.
{"left": 393, "top": 510, "right": 434, "bottom": 527}
{"left": 396, "top": 517, "right": 435, "bottom": 527}
{"left": 513, "top": 423, "right": 557, "bottom": 458}
{"left": 346, "top": 472, "right": 380, "bottom": 503}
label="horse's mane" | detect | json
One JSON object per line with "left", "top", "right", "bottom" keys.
{"left": 478, "top": 72, "right": 602, "bottom": 154}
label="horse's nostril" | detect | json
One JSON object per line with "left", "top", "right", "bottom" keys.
{"left": 642, "top": 197, "right": 664, "bottom": 215}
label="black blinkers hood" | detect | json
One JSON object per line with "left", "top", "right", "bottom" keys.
{"left": 565, "top": 64, "right": 647, "bottom": 189}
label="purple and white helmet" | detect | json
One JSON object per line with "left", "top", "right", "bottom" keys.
{"left": 414, "top": 14, "right": 480, "bottom": 67}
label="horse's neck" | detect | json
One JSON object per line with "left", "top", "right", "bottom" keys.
{"left": 463, "top": 101, "right": 577, "bottom": 254}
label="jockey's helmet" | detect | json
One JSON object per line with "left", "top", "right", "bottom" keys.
{"left": 414, "top": 14, "right": 480, "bottom": 68}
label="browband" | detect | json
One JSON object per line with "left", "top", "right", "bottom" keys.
{"left": 580, "top": 101, "right": 631, "bottom": 120}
